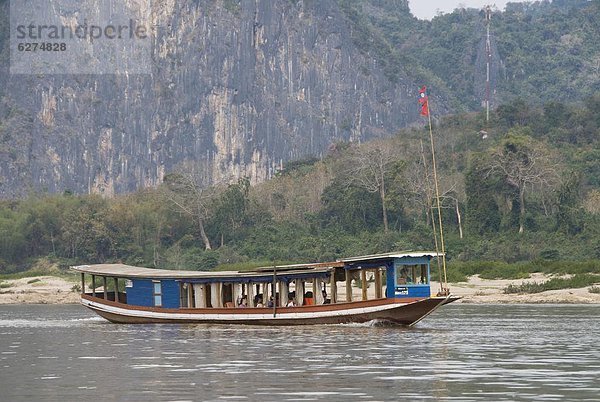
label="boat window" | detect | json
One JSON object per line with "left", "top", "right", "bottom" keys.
{"left": 396, "top": 265, "right": 429, "bottom": 285}
{"left": 396, "top": 266, "right": 412, "bottom": 285}
{"left": 417, "top": 264, "right": 429, "bottom": 284}
{"left": 153, "top": 281, "right": 162, "bottom": 307}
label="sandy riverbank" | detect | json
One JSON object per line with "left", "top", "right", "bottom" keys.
{"left": 433, "top": 273, "right": 600, "bottom": 304}
{"left": 0, "top": 276, "right": 80, "bottom": 304}
{"left": 1, "top": 273, "right": 599, "bottom": 304}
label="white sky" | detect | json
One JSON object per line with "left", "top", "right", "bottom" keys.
{"left": 408, "top": 1, "right": 534, "bottom": 20}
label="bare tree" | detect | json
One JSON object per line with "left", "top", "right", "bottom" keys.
{"left": 343, "top": 140, "right": 399, "bottom": 232}
{"left": 487, "top": 135, "right": 561, "bottom": 234}
{"left": 405, "top": 142, "right": 435, "bottom": 225}
{"left": 404, "top": 140, "right": 465, "bottom": 238}
{"left": 440, "top": 193, "right": 464, "bottom": 239}
{"left": 252, "top": 161, "right": 332, "bottom": 223}
{"left": 162, "top": 162, "right": 224, "bottom": 250}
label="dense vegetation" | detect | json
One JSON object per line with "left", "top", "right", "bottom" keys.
{"left": 0, "top": 1, "right": 599, "bottom": 285}
{"left": 1, "top": 97, "right": 599, "bottom": 280}
{"left": 338, "top": 0, "right": 600, "bottom": 110}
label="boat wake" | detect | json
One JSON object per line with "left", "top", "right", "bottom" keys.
{"left": 68, "top": 316, "right": 107, "bottom": 325}
{"left": 341, "top": 319, "right": 407, "bottom": 328}
{"left": 0, "top": 316, "right": 104, "bottom": 328}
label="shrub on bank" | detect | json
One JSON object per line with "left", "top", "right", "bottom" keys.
{"left": 448, "top": 260, "right": 600, "bottom": 281}
{"left": 448, "top": 261, "right": 530, "bottom": 280}
{"left": 503, "top": 274, "right": 600, "bottom": 294}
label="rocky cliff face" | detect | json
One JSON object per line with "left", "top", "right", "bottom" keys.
{"left": 0, "top": 0, "right": 422, "bottom": 198}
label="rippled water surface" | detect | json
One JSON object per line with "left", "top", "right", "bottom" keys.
{"left": 1, "top": 304, "right": 599, "bottom": 401}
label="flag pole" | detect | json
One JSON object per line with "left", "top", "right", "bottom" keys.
{"left": 419, "top": 138, "right": 443, "bottom": 295}
{"left": 424, "top": 92, "right": 449, "bottom": 296}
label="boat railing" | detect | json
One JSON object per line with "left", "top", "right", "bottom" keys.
{"left": 84, "top": 291, "right": 127, "bottom": 304}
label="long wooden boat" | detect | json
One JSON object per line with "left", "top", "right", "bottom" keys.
{"left": 72, "top": 252, "right": 459, "bottom": 326}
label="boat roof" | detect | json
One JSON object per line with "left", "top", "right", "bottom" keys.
{"left": 339, "top": 251, "right": 441, "bottom": 263}
{"left": 252, "top": 261, "right": 344, "bottom": 272}
{"left": 71, "top": 251, "right": 439, "bottom": 279}
{"left": 71, "top": 263, "right": 337, "bottom": 280}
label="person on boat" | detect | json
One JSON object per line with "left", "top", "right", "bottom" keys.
{"left": 256, "top": 297, "right": 264, "bottom": 308}
{"left": 267, "top": 296, "right": 275, "bottom": 308}
{"left": 400, "top": 267, "right": 412, "bottom": 283}
{"left": 322, "top": 290, "right": 331, "bottom": 304}
{"left": 286, "top": 298, "right": 296, "bottom": 307}
{"left": 238, "top": 296, "right": 248, "bottom": 308}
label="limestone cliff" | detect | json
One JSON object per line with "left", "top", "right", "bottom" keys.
{"left": 0, "top": 0, "right": 424, "bottom": 197}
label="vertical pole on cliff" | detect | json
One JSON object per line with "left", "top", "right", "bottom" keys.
{"left": 485, "top": 5, "right": 492, "bottom": 124}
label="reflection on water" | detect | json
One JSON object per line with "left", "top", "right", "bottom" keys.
{"left": 1, "top": 304, "right": 599, "bottom": 401}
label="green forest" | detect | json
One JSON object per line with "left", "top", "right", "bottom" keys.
{"left": 1, "top": 0, "right": 599, "bottom": 282}
{"left": 1, "top": 97, "right": 599, "bottom": 280}
{"left": 338, "top": 0, "right": 600, "bottom": 110}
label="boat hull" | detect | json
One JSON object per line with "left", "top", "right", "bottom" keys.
{"left": 80, "top": 295, "right": 455, "bottom": 326}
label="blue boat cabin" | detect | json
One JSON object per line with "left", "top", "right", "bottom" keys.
{"left": 340, "top": 253, "right": 433, "bottom": 300}
{"left": 125, "top": 279, "right": 181, "bottom": 308}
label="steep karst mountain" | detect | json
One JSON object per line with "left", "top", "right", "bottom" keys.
{"left": 0, "top": 0, "right": 597, "bottom": 198}
{"left": 0, "top": 0, "right": 426, "bottom": 197}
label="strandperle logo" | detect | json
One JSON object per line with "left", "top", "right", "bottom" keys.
{"left": 10, "top": 0, "right": 152, "bottom": 75}
{"left": 15, "top": 19, "right": 148, "bottom": 42}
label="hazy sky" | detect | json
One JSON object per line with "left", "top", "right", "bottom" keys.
{"left": 408, "top": 1, "right": 533, "bottom": 20}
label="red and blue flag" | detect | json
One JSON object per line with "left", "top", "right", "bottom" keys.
{"left": 418, "top": 86, "right": 429, "bottom": 117}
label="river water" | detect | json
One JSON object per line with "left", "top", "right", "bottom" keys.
{"left": 0, "top": 304, "right": 599, "bottom": 401}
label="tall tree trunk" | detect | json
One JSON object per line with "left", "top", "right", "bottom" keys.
{"left": 519, "top": 186, "right": 526, "bottom": 234}
{"left": 425, "top": 194, "right": 433, "bottom": 227}
{"left": 50, "top": 230, "right": 56, "bottom": 255}
{"left": 380, "top": 179, "right": 388, "bottom": 232}
{"left": 198, "top": 217, "right": 212, "bottom": 250}
{"left": 455, "top": 198, "right": 463, "bottom": 239}
{"left": 153, "top": 220, "right": 162, "bottom": 267}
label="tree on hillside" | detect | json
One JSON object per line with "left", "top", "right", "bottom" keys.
{"left": 404, "top": 141, "right": 434, "bottom": 226}
{"left": 21, "top": 194, "right": 79, "bottom": 256}
{"left": 320, "top": 179, "right": 383, "bottom": 233}
{"left": 60, "top": 196, "right": 112, "bottom": 261}
{"left": 465, "top": 152, "right": 502, "bottom": 234}
{"left": 555, "top": 172, "right": 584, "bottom": 235}
{"left": 162, "top": 163, "right": 223, "bottom": 250}
{"left": 343, "top": 141, "right": 402, "bottom": 232}
{"left": 253, "top": 161, "right": 331, "bottom": 224}
{"left": 0, "top": 206, "right": 29, "bottom": 265}
{"left": 486, "top": 133, "right": 561, "bottom": 234}
{"left": 103, "top": 190, "right": 170, "bottom": 267}
{"left": 404, "top": 139, "right": 466, "bottom": 238}
{"left": 210, "top": 177, "right": 251, "bottom": 246}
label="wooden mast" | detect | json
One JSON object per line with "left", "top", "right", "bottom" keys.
{"left": 419, "top": 138, "right": 444, "bottom": 295}
{"left": 425, "top": 90, "right": 449, "bottom": 295}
